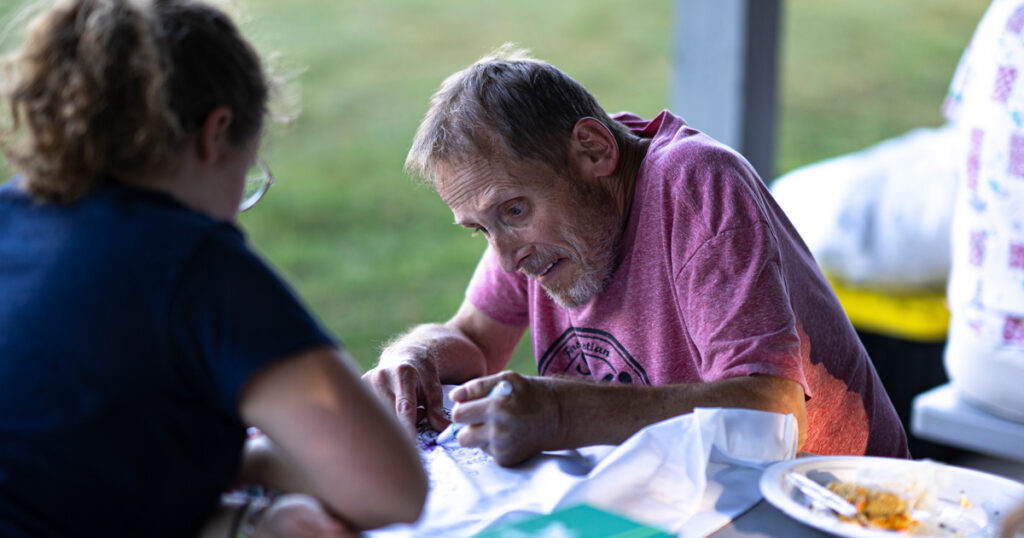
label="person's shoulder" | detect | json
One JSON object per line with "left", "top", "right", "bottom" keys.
{"left": 190, "top": 221, "right": 253, "bottom": 262}
{"left": 91, "top": 182, "right": 249, "bottom": 269}
{"left": 641, "top": 121, "right": 769, "bottom": 229}
{"left": 646, "top": 128, "right": 755, "bottom": 187}
{"left": 688, "top": 139, "right": 756, "bottom": 177}
{"left": 105, "top": 181, "right": 244, "bottom": 242}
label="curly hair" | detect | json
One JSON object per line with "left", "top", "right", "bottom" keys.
{"left": 405, "top": 43, "right": 632, "bottom": 185}
{"left": 0, "top": 0, "right": 268, "bottom": 203}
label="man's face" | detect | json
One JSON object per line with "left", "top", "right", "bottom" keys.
{"left": 436, "top": 153, "right": 624, "bottom": 308}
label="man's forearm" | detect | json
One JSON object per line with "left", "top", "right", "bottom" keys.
{"left": 546, "top": 374, "right": 807, "bottom": 450}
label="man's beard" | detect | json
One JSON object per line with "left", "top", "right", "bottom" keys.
{"left": 540, "top": 183, "right": 624, "bottom": 308}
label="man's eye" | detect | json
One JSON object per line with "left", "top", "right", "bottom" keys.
{"left": 508, "top": 204, "right": 523, "bottom": 217}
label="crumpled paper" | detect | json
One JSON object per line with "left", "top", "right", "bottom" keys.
{"left": 368, "top": 407, "right": 797, "bottom": 538}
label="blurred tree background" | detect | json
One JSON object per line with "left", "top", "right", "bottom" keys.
{"left": 0, "top": 0, "right": 988, "bottom": 372}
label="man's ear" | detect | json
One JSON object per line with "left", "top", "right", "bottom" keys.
{"left": 195, "top": 106, "right": 235, "bottom": 163}
{"left": 569, "top": 117, "right": 619, "bottom": 178}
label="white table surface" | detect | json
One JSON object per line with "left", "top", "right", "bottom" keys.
{"left": 710, "top": 500, "right": 829, "bottom": 537}
{"left": 912, "top": 383, "right": 1024, "bottom": 462}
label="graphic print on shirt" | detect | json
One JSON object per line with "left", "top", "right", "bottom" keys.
{"left": 1008, "top": 4, "right": 1024, "bottom": 33}
{"left": 1009, "top": 133, "right": 1024, "bottom": 177}
{"left": 1004, "top": 316, "right": 1024, "bottom": 344}
{"left": 1010, "top": 242, "right": 1024, "bottom": 268}
{"left": 992, "top": 65, "right": 1017, "bottom": 103}
{"left": 537, "top": 327, "right": 650, "bottom": 385}
{"left": 968, "top": 128, "right": 984, "bottom": 193}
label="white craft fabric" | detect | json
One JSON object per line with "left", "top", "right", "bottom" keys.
{"left": 368, "top": 405, "right": 798, "bottom": 537}
{"left": 770, "top": 125, "right": 958, "bottom": 291}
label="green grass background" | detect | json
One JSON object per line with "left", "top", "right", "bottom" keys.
{"left": 0, "top": 0, "right": 989, "bottom": 372}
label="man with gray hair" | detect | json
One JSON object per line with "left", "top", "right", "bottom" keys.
{"left": 364, "top": 45, "right": 909, "bottom": 466}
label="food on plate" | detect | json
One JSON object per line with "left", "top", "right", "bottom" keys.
{"left": 827, "top": 480, "right": 919, "bottom": 532}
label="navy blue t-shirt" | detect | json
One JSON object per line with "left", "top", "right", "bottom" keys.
{"left": 0, "top": 179, "right": 335, "bottom": 537}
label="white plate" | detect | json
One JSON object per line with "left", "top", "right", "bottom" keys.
{"left": 760, "top": 456, "right": 1024, "bottom": 537}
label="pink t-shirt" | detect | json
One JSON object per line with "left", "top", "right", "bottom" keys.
{"left": 467, "top": 110, "right": 908, "bottom": 457}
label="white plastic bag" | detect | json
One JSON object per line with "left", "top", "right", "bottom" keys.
{"left": 770, "top": 125, "right": 958, "bottom": 291}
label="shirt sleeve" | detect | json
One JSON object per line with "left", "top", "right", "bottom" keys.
{"left": 674, "top": 221, "right": 812, "bottom": 397}
{"left": 168, "top": 225, "right": 337, "bottom": 419}
{"left": 466, "top": 246, "right": 530, "bottom": 327}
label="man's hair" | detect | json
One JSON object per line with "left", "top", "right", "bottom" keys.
{"left": 0, "top": 0, "right": 270, "bottom": 203}
{"left": 405, "top": 44, "right": 632, "bottom": 184}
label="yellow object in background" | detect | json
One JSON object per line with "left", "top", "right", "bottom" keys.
{"left": 826, "top": 275, "right": 949, "bottom": 343}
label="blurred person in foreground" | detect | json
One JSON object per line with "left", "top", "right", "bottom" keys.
{"left": 942, "top": 0, "right": 1024, "bottom": 425}
{"left": 364, "top": 45, "right": 909, "bottom": 466}
{"left": 0, "top": 0, "right": 426, "bottom": 536}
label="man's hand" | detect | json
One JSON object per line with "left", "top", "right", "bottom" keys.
{"left": 363, "top": 306, "right": 526, "bottom": 436}
{"left": 449, "top": 372, "right": 565, "bottom": 467}
{"left": 362, "top": 343, "right": 450, "bottom": 436}
{"left": 254, "top": 494, "right": 355, "bottom": 538}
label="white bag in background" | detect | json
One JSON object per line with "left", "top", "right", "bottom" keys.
{"left": 770, "top": 125, "right": 958, "bottom": 291}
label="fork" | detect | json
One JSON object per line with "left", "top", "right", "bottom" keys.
{"left": 785, "top": 472, "right": 858, "bottom": 517}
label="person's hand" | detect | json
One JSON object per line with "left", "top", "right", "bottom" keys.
{"left": 253, "top": 494, "right": 354, "bottom": 538}
{"left": 362, "top": 344, "right": 450, "bottom": 435}
{"left": 449, "top": 372, "right": 565, "bottom": 466}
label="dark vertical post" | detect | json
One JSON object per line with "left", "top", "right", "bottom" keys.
{"left": 671, "top": 0, "right": 782, "bottom": 181}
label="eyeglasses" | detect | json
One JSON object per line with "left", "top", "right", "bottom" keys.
{"left": 240, "top": 157, "right": 274, "bottom": 212}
